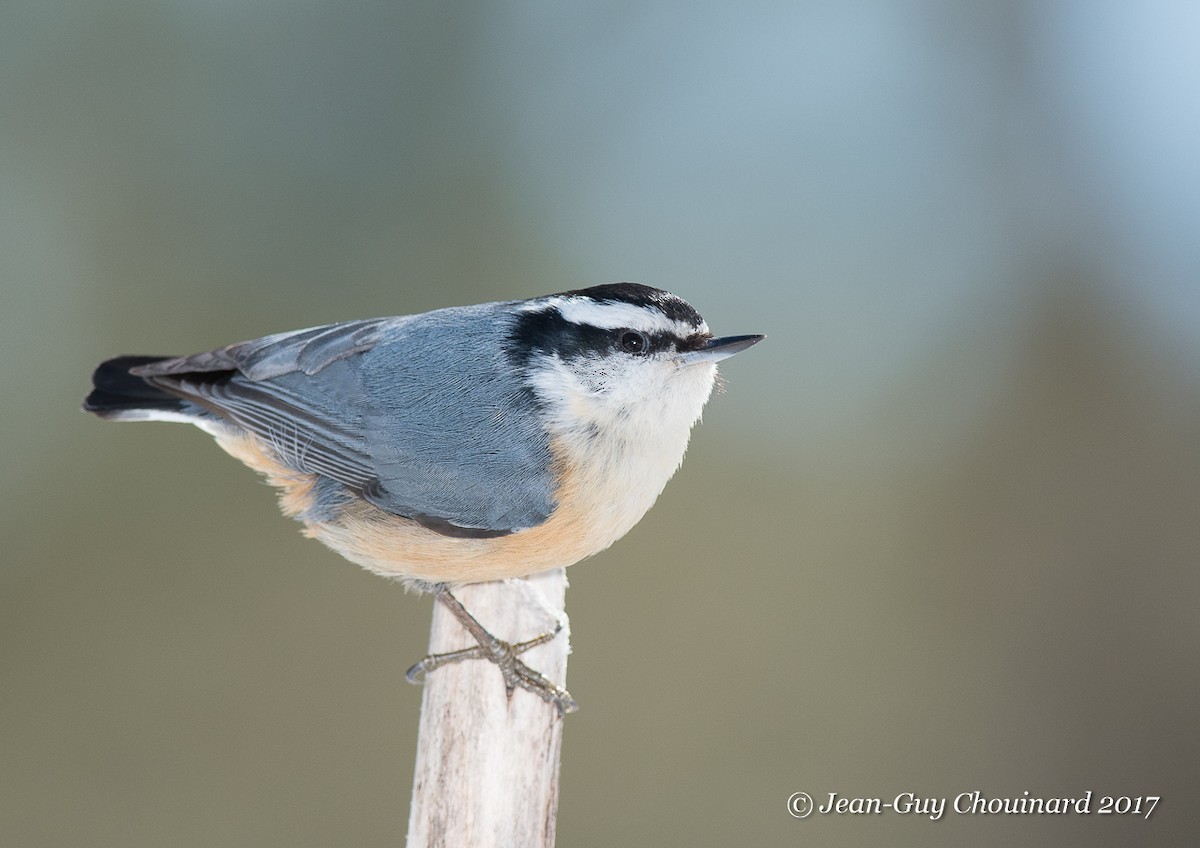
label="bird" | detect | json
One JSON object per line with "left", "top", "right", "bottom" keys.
{"left": 84, "top": 282, "right": 762, "bottom": 712}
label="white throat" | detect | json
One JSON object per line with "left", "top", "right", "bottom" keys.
{"left": 527, "top": 354, "right": 719, "bottom": 545}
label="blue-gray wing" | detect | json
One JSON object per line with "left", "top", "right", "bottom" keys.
{"left": 133, "top": 308, "right": 556, "bottom": 534}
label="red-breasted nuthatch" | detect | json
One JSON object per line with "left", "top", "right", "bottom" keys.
{"left": 85, "top": 283, "right": 763, "bottom": 711}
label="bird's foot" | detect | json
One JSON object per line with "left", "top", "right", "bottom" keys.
{"left": 405, "top": 589, "right": 578, "bottom": 715}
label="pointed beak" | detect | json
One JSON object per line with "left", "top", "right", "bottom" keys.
{"left": 679, "top": 333, "right": 765, "bottom": 365}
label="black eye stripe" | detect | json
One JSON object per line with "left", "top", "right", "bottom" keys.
{"left": 637, "top": 330, "right": 683, "bottom": 354}
{"left": 508, "top": 309, "right": 691, "bottom": 366}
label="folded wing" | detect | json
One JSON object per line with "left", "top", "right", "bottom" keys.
{"left": 125, "top": 313, "right": 555, "bottom": 534}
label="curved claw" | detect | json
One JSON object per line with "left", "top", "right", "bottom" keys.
{"left": 405, "top": 660, "right": 428, "bottom": 684}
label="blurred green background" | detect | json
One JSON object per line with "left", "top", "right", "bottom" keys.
{"left": 3, "top": 2, "right": 1198, "bottom": 846}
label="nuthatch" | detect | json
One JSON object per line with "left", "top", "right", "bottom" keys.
{"left": 84, "top": 283, "right": 762, "bottom": 711}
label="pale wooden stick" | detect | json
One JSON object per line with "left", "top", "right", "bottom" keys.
{"left": 406, "top": 568, "right": 570, "bottom": 848}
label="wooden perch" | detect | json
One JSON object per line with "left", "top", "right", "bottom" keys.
{"left": 406, "top": 568, "right": 570, "bottom": 848}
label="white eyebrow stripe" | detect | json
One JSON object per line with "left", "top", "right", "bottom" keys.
{"left": 529, "top": 297, "right": 708, "bottom": 336}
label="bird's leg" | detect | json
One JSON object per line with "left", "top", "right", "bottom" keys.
{"left": 405, "top": 586, "right": 578, "bottom": 715}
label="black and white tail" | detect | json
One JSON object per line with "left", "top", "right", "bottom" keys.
{"left": 83, "top": 355, "right": 185, "bottom": 420}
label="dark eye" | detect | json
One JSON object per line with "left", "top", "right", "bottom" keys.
{"left": 620, "top": 330, "right": 649, "bottom": 354}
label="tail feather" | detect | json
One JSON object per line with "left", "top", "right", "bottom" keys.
{"left": 83, "top": 355, "right": 185, "bottom": 417}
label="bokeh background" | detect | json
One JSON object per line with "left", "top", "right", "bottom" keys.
{"left": 3, "top": 2, "right": 1198, "bottom": 846}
